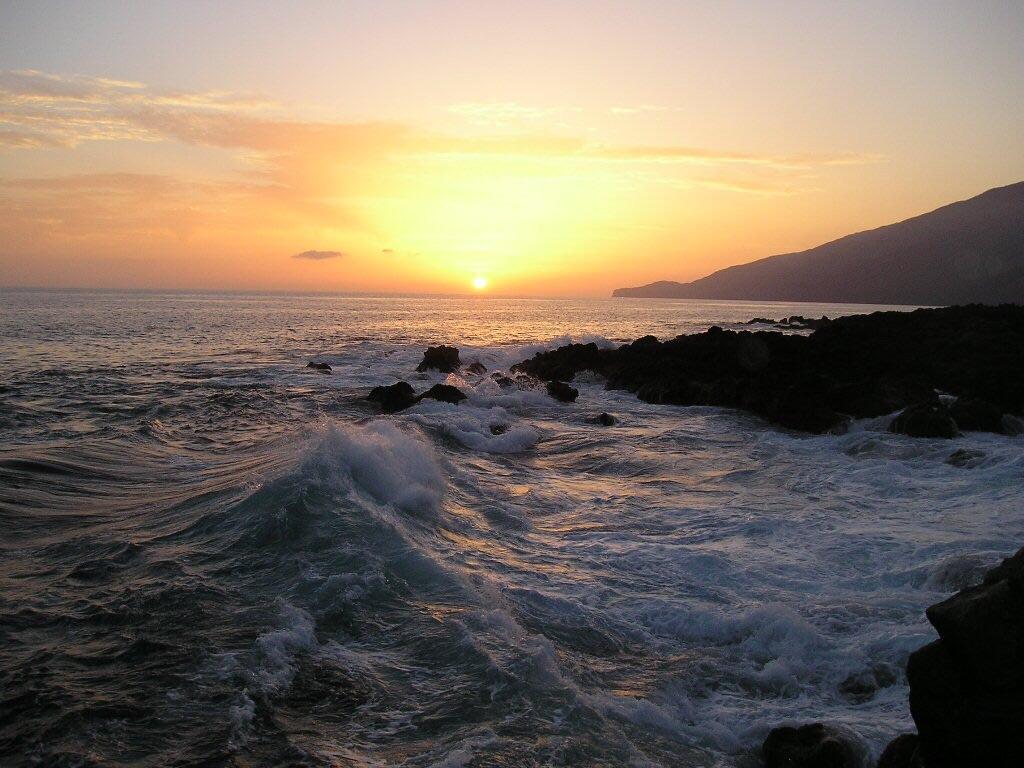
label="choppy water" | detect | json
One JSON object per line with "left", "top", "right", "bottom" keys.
{"left": 2, "top": 290, "right": 1022, "bottom": 768}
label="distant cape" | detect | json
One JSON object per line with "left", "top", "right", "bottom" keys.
{"left": 613, "top": 182, "right": 1024, "bottom": 305}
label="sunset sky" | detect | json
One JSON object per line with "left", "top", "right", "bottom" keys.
{"left": 1, "top": 1, "right": 1022, "bottom": 296}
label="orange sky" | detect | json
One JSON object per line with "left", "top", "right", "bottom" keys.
{"left": 1, "top": 2, "right": 1022, "bottom": 296}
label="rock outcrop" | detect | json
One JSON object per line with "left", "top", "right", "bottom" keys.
{"left": 902, "top": 544, "right": 1024, "bottom": 767}
{"left": 417, "top": 384, "right": 467, "bottom": 405}
{"left": 512, "top": 305, "right": 1024, "bottom": 434}
{"left": 545, "top": 380, "right": 579, "bottom": 403}
{"left": 889, "top": 402, "right": 959, "bottom": 439}
{"left": 367, "top": 381, "right": 416, "bottom": 413}
{"left": 416, "top": 345, "right": 461, "bottom": 373}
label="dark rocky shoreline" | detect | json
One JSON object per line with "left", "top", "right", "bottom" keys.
{"left": 510, "top": 304, "right": 1024, "bottom": 435}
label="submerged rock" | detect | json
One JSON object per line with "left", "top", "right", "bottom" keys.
{"left": 906, "top": 544, "right": 1024, "bottom": 766}
{"left": 889, "top": 402, "right": 959, "bottom": 438}
{"left": 545, "top": 380, "right": 579, "bottom": 403}
{"left": 946, "top": 448, "right": 985, "bottom": 468}
{"left": 837, "top": 662, "right": 899, "bottom": 703}
{"left": 306, "top": 361, "right": 332, "bottom": 373}
{"left": 492, "top": 374, "right": 514, "bottom": 388}
{"left": 367, "top": 381, "right": 416, "bottom": 413}
{"left": 417, "top": 384, "right": 467, "bottom": 405}
{"left": 762, "top": 723, "right": 866, "bottom": 768}
{"left": 489, "top": 424, "right": 509, "bottom": 435}
{"left": 416, "top": 345, "right": 461, "bottom": 373}
{"left": 466, "top": 361, "right": 487, "bottom": 375}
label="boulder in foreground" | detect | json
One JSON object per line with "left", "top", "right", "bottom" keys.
{"left": 903, "top": 543, "right": 1024, "bottom": 766}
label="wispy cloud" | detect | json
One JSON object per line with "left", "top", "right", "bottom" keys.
{"left": 293, "top": 249, "right": 344, "bottom": 260}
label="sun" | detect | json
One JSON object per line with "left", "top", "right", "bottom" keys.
{"left": 472, "top": 276, "right": 488, "bottom": 291}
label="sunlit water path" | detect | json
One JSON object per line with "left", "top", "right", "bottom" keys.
{"left": 2, "top": 291, "right": 1022, "bottom": 767}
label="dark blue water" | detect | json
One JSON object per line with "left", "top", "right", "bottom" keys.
{"left": 2, "top": 290, "right": 1021, "bottom": 767}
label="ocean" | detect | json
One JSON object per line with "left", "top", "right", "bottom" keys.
{"left": 2, "top": 290, "right": 1022, "bottom": 767}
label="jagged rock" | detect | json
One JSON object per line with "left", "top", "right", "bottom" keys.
{"left": 746, "top": 317, "right": 777, "bottom": 325}
{"left": 907, "top": 544, "right": 1024, "bottom": 766}
{"left": 466, "top": 361, "right": 487, "bottom": 375}
{"left": 877, "top": 734, "right": 923, "bottom": 768}
{"left": 546, "top": 381, "right": 579, "bottom": 403}
{"left": 417, "top": 384, "right": 467, "bottom": 405}
{"left": 492, "top": 374, "right": 514, "bottom": 388}
{"left": 946, "top": 448, "right": 985, "bottom": 468}
{"left": 949, "top": 397, "right": 1004, "bottom": 433}
{"left": 416, "top": 345, "right": 461, "bottom": 373}
{"left": 306, "top": 361, "right": 332, "bottom": 373}
{"left": 889, "top": 402, "right": 959, "bottom": 438}
{"left": 586, "top": 412, "right": 616, "bottom": 426}
{"left": 367, "top": 381, "right": 416, "bottom": 413}
{"left": 762, "top": 723, "right": 866, "bottom": 768}
{"left": 511, "top": 305, "right": 1024, "bottom": 434}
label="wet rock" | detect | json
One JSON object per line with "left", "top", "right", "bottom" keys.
{"left": 546, "top": 380, "right": 579, "bottom": 403}
{"left": 489, "top": 424, "right": 509, "bottom": 435}
{"left": 907, "top": 544, "right": 1024, "bottom": 766}
{"left": 946, "top": 448, "right": 985, "bottom": 468}
{"left": 877, "top": 734, "right": 923, "bottom": 768}
{"left": 746, "top": 317, "right": 777, "bottom": 325}
{"left": 513, "top": 305, "right": 1024, "bottom": 435}
{"left": 949, "top": 397, "right": 1004, "bottom": 433}
{"left": 417, "top": 384, "right": 467, "bottom": 405}
{"left": 367, "top": 381, "right": 416, "bottom": 413}
{"left": 466, "top": 361, "right": 487, "bottom": 375}
{"left": 306, "top": 361, "right": 332, "bottom": 373}
{"left": 778, "top": 314, "right": 832, "bottom": 330}
{"left": 416, "top": 345, "right": 461, "bottom": 373}
{"left": 762, "top": 723, "right": 866, "bottom": 768}
{"left": 1002, "top": 413, "right": 1024, "bottom": 436}
{"left": 838, "top": 662, "right": 899, "bottom": 703}
{"left": 586, "top": 412, "right": 617, "bottom": 426}
{"left": 889, "top": 402, "right": 959, "bottom": 438}
{"left": 492, "top": 374, "right": 514, "bottom": 388}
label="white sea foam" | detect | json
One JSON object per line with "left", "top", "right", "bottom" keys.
{"left": 319, "top": 420, "right": 446, "bottom": 512}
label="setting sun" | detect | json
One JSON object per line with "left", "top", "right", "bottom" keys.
{"left": 472, "top": 276, "right": 488, "bottom": 291}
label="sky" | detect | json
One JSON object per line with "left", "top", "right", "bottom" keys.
{"left": 1, "top": 1, "right": 1022, "bottom": 296}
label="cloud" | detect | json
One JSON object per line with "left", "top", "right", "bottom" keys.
{"left": 292, "top": 249, "right": 344, "bottom": 260}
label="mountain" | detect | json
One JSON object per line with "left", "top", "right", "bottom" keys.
{"left": 613, "top": 182, "right": 1024, "bottom": 305}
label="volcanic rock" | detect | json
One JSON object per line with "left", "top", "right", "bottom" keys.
{"left": 416, "top": 345, "right": 461, "bottom": 373}
{"left": 367, "top": 381, "right": 416, "bottom": 413}
{"left": 546, "top": 381, "right": 579, "bottom": 403}
{"left": 417, "top": 384, "right": 467, "bottom": 405}
{"left": 511, "top": 305, "right": 1024, "bottom": 434}
{"left": 906, "top": 544, "right": 1024, "bottom": 766}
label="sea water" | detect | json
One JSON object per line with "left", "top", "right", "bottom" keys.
{"left": 2, "top": 290, "right": 1022, "bottom": 767}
